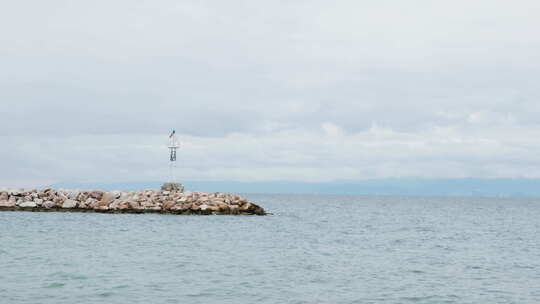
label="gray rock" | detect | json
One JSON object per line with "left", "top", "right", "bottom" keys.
{"left": 43, "top": 201, "right": 56, "bottom": 208}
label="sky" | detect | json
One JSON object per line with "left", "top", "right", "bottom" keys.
{"left": 1, "top": 0, "right": 540, "bottom": 187}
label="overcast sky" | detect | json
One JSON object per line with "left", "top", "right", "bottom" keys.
{"left": 1, "top": 0, "right": 540, "bottom": 187}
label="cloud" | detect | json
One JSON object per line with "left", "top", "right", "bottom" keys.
{"left": 1, "top": 0, "right": 540, "bottom": 185}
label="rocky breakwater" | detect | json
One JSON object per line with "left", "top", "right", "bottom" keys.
{"left": 0, "top": 188, "right": 266, "bottom": 215}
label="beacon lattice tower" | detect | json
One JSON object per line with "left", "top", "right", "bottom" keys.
{"left": 168, "top": 129, "right": 180, "bottom": 183}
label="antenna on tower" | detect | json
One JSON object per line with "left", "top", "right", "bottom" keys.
{"left": 168, "top": 129, "right": 179, "bottom": 183}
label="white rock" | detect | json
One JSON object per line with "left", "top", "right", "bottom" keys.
{"left": 62, "top": 199, "right": 77, "bottom": 208}
{"left": 111, "top": 191, "right": 122, "bottom": 199}
{"left": 200, "top": 204, "right": 209, "bottom": 211}
{"left": 18, "top": 201, "right": 37, "bottom": 208}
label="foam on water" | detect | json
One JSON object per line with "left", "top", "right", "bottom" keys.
{"left": 1, "top": 194, "right": 540, "bottom": 303}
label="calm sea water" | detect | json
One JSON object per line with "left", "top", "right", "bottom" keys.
{"left": 1, "top": 194, "right": 540, "bottom": 304}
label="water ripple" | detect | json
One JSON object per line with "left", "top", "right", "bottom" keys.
{"left": 1, "top": 194, "right": 539, "bottom": 303}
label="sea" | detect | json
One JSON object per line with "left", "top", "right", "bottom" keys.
{"left": 1, "top": 194, "right": 539, "bottom": 304}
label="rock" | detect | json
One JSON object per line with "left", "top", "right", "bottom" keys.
{"left": 89, "top": 191, "right": 104, "bottom": 200}
{"left": 84, "top": 198, "right": 97, "bottom": 208}
{"left": 100, "top": 192, "right": 116, "bottom": 204}
{"left": 89, "top": 201, "right": 101, "bottom": 209}
{"left": 77, "top": 192, "right": 89, "bottom": 202}
{"left": 128, "top": 201, "right": 141, "bottom": 209}
{"left": 0, "top": 200, "right": 16, "bottom": 207}
{"left": 43, "top": 201, "right": 56, "bottom": 208}
{"left": 118, "top": 202, "right": 130, "bottom": 210}
{"left": 109, "top": 200, "right": 122, "bottom": 210}
{"left": 67, "top": 190, "right": 80, "bottom": 200}
{"left": 56, "top": 192, "right": 67, "bottom": 201}
{"left": 163, "top": 201, "right": 175, "bottom": 210}
{"left": 62, "top": 199, "right": 77, "bottom": 208}
{"left": 217, "top": 202, "right": 230, "bottom": 212}
{"left": 119, "top": 192, "right": 129, "bottom": 200}
{"left": 171, "top": 204, "right": 187, "bottom": 211}
{"left": 52, "top": 196, "right": 65, "bottom": 205}
{"left": 18, "top": 201, "right": 37, "bottom": 208}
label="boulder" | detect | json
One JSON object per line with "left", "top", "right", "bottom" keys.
{"left": 163, "top": 201, "right": 175, "bottom": 210}
{"left": 217, "top": 202, "right": 230, "bottom": 212}
{"left": 128, "top": 201, "right": 141, "bottom": 209}
{"left": 230, "top": 205, "right": 240, "bottom": 214}
{"left": 18, "top": 201, "right": 37, "bottom": 208}
{"left": 52, "top": 197, "right": 65, "bottom": 205}
{"left": 92, "top": 201, "right": 109, "bottom": 210}
{"left": 43, "top": 201, "right": 56, "bottom": 208}
{"left": 89, "top": 191, "right": 104, "bottom": 200}
{"left": 0, "top": 200, "right": 16, "bottom": 207}
{"left": 118, "top": 202, "right": 130, "bottom": 210}
{"left": 100, "top": 192, "right": 116, "bottom": 204}
{"left": 84, "top": 198, "right": 97, "bottom": 208}
{"left": 67, "top": 190, "right": 80, "bottom": 200}
{"left": 62, "top": 199, "right": 77, "bottom": 209}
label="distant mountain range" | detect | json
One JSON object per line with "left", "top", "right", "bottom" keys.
{"left": 52, "top": 178, "right": 540, "bottom": 198}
